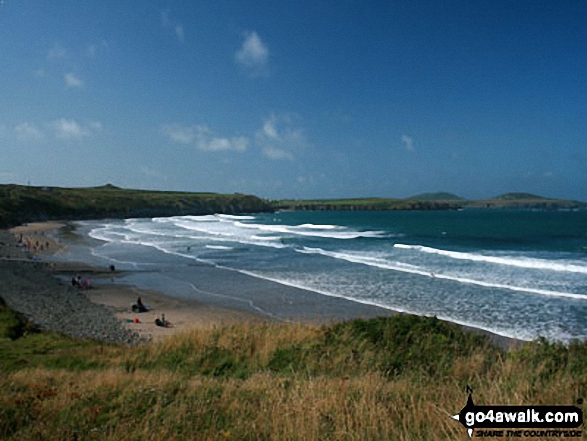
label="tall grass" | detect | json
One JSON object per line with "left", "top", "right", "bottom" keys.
{"left": 1, "top": 310, "right": 585, "bottom": 440}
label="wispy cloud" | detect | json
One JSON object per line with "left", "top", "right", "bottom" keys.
{"left": 162, "top": 124, "right": 196, "bottom": 144}
{"left": 51, "top": 118, "right": 101, "bottom": 139}
{"left": 263, "top": 147, "right": 294, "bottom": 161}
{"left": 163, "top": 123, "right": 248, "bottom": 152}
{"left": 175, "top": 24, "right": 185, "bottom": 43}
{"left": 87, "top": 40, "right": 109, "bottom": 58}
{"left": 64, "top": 72, "right": 83, "bottom": 88}
{"left": 161, "top": 10, "right": 185, "bottom": 43}
{"left": 47, "top": 42, "right": 66, "bottom": 60}
{"left": 89, "top": 121, "right": 103, "bottom": 130}
{"left": 256, "top": 114, "right": 304, "bottom": 161}
{"left": 14, "top": 122, "right": 44, "bottom": 141}
{"left": 161, "top": 10, "right": 172, "bottom": 27}
{"left": 235, "top": 31, "right": 269, "bottom": 77}
{"left": 401, "top": 134, "right": 415, "bottom": 152}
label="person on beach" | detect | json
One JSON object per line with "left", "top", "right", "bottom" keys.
{"left": 132, "top": 297, "right": 147, "bottom": 313}
{"left": 155, "top": 314, "right": 168, "bottom": 327}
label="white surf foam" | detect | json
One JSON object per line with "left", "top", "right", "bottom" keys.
{"left": 298, "top": 247, "right": 587, "bottom": 300}
{"left": 215, "top": 214, "right": 256, "bottom": 220}
{"left": 229, "top": 268, "right": 535, "bottom": 341}
{"left": 394, "top": 244, "right": 587, "bottom": 274}
{"left": 234, "top": 221, "right": 384, "bottom": 239}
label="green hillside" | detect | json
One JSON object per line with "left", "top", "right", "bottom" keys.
{"left": 0, "top": 184, "right": 272, "bottom": 228}
{"left": 273, "top": 193, "right": 585, "bottom": 211}
{"left": 272, "top": 197, "right": 462, "bottom": 211}
{"left": 467, "top": 193, "right": 582, "bottom": 209}
{"left": 493, "top": 192, "right": 545, "bottom": 200}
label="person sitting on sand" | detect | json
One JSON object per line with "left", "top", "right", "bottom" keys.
{"left": 131, "top": 297, "right": 148, "bottom": 313}
{"left": 155, "top": 313, "right": 169, "bottom": 327}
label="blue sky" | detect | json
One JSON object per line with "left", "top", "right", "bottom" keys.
{"left": 1, "top": 1, "right": 586, "bottom": 200}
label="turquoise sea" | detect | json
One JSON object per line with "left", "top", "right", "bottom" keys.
{"left": 75, "top": 209, "right": 587, "bottom": 342}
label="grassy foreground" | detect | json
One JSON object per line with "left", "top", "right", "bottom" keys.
{"left": 1, "top": 301, "right": 586, "bottom": 440}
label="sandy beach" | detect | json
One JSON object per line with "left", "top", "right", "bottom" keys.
{"left": 1, "top": 221, "right": 521, "bottom": 349}
{"left": 85, "top": 283, "right": 268, "bottom": 342}
{"left": 2, "top": 222, "right": 267, "bottom": 342}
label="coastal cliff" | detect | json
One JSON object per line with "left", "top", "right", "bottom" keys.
{"left": 0, "top": 184, "right": 272, "bottom": 228}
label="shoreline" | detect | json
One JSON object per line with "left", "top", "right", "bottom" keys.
{"left": 3, "top": 221, "right": 522, "bottom": 349}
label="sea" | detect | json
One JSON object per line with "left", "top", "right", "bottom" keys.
{"left": 67, "top": 209, "right": 587, "bottom": 342}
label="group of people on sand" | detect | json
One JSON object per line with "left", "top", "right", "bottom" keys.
{"left": 71, "top": 274, "right": 91, "bottom": 289}
{"left": 131, "top": 297, "right": 170, "bottom": 328}
{"left": 16, "top": 233, "right": 50, "bottom": 254}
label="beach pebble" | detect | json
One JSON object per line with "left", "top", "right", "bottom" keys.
{"left": 0, "top": 230, "right": 143, "bottom": 345}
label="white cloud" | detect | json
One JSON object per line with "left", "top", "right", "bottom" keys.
{"left": 175, "top": 24, "right": 185, "bottom": 43}
{"left": 64, "top": 72, "right": 83, "bottom": 88}
{"left": 161, "top": 10, "right": 185, "bottom": 43}
{"left": 262, "top": 119, "right": 279, "bottom": 140}
{"left": 161, "top": 10, "right": 171, "bottom": 27}
{"left": 47, "top": 43, "right": 66, "bottom": 60}
{"left": 163, "top": 123, "right": 248, "bottom": 152}
{"left": 89, "top": 121, "right": 103, "bottom": 130}
{"left": 87, "top": 40, "right": 109, "bottom": 58}
{"left": 235, "top": 31, "right": 269, "bottom": 77}
{"left": 162, "top": 124, "right": 196, "bottom": 144}
{"left": 401, "top": 134, "right": 414, "bottom": 152}
{"left": 51, "top": 118, "right": 101, "bottom": 140}
{"left": 256, "top": 114, "right": 304, "bottom": 161}
{"left": 14, "top": 122, "right": 44, "bottom": 141}
{"left": 264, "top": 147, "right": 294, "bottom": 161}
{"left": 195, "top": 125, "right": 248, "bottom": 152}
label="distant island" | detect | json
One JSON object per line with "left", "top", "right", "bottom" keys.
{"left": 0, "top": 185, "right": 584, "bottom": 228}
{"left": 272, "top": 192, "right": 586, "bottom": 211}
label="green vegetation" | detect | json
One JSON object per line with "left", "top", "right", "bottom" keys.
{"left": 493, "top": 192, "right": 546, "bottom": 200}
{"left": 1, "top": 301, "right": 586, "bottom": 440}
{"left": 273, "top": 193, "right": 585, "bottom": 211}
{"left": 272, "top": 197, "right": 463, "bottom": 211}
{"left": 0, "top": 184, "right": 272, "bottom": 228}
